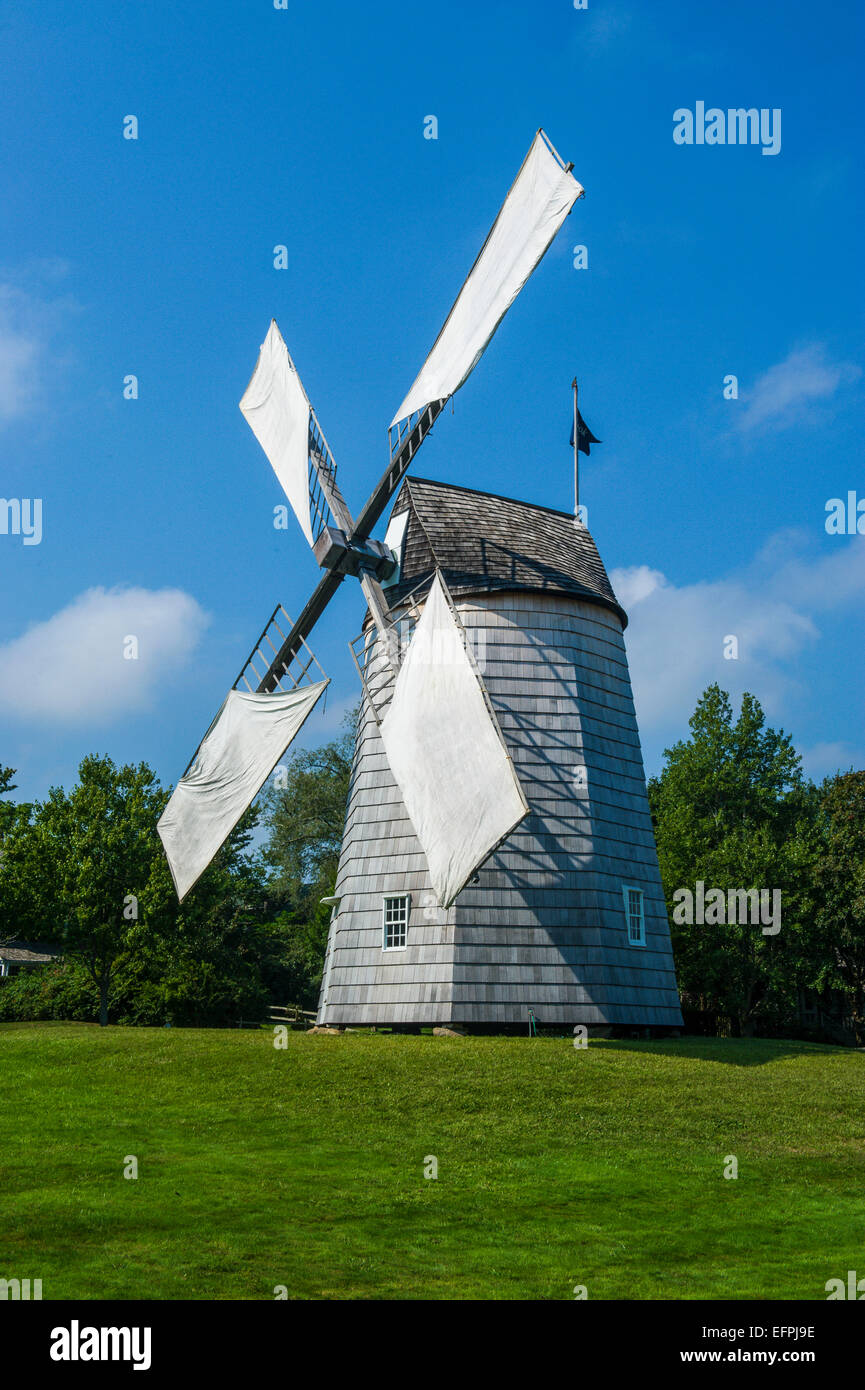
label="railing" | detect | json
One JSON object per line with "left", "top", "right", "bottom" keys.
{"left": 347, "top": 578, "right": 430, "bottom": 722}
{"left": 232, "top": 604, "right": 328, "bottom": 695}
{"left": 352, "top": 399, "right": 446, "bottom": 542}
{"left": 268, "top": 1004, "right": 317, "bottom": 1028}
{"left": 308, "top": 408, "right": 353, "bottom": 540}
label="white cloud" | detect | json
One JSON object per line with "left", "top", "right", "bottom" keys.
{"left": 799, "top": 742, "right": 865, "bottom": 781}
{"left": 609, "top": 564, "right": 666, "bottom": 609}
{"left": 751, "top": 528, "right": 865, "bottom": 611}
{"left": 736, "top": 344, "right": 859, "bottom": 435}
{"left": 0, "top": 286, "right": 40, "bottom": 422}
{"left": 0, "top": 587, "right": 210, "bottom": 723}
{"left": 0, "top": 268, "right": 77, "bottom": 425}
{"left": 611, "top": 534, "right": 865, "bottom": 748}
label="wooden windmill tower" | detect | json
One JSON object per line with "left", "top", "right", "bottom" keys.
{"left": 158, "top": 130, "right": 683, "bottom": 1034}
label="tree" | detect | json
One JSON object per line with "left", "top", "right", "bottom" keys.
{"left": 136, "top": 801, "right": 276, "bottom": 1027}
{"left": 0, "top": 765, "right": 18, "bottom": 948}
{"left": 808, "top": 771, "right": 865, "bottom": 1043}
{"left": 0, "top": 764, "right": 15, "bottom": 808}
{"left": 0, "top": 764, "right": 21, "bottom": 848}
{"left": 260, "top": 711, "right": 355, "bottom": 897}
{"left": 648, "top": 685, "right": 817, "bottom": 1034}
{"left": 257, "top": 709, "right": 356, "bottom": 1004}
{"left": 0, "top": 755, "right": 279, "bottom": 1027}
{"left": 0, "top": 756, "right": 170, "bottom": 1025}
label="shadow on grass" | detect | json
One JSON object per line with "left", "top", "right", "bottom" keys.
{"left": 596, "top": 1036, "right": 850, "bottom": 1067}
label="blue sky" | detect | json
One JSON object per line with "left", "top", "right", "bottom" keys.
{"left": 1, "top": 0, "right": 863, "bottom": 803}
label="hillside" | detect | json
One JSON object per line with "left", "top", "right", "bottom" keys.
{"left": 1, "top": 1025, "right": 862, "bottom": 1300}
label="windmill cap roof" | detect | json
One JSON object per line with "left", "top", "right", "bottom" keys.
{"left": 386, "top": 475, "right": 627, "bottom": 628}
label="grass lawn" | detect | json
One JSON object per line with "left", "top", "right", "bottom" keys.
{"left": 0, "top": 1023, "right": 862, "bottom": 1300}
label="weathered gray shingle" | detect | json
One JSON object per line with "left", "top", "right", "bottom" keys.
{"left": 317, "top": 480, "right": 682, "bottom": 1030}
{"left": 388, "top": 475, "right": 626, "bottom": 625}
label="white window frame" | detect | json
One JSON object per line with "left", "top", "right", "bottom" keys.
{"left": 622, "top": 884, "right": 645, "bottom": 946}
{"left": 382, "top": 893, "right": 411, "bottom": 951}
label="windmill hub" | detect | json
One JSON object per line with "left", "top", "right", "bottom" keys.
{"left": 312, "top": 527, "right": 396, "bottom": 582}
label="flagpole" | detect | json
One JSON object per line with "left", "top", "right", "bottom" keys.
{"left": 571, "top": 377, "right": 579, "bottom": 519}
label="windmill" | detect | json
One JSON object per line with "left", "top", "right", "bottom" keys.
{"left": 158, "top": 129, "right": 683, "bottom": 1034}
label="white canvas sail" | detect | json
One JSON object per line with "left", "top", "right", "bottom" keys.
{"left": 158, "top": 680, "right": 328, "bottom": 900}
{"left": 239, "top": 320, "right": 315, "bottom": 545}
{"left": 380, "top": 573, "right": 528, "bottom": 908}
{"left": 390, "top": 131, "right": 583, "bottom": 427}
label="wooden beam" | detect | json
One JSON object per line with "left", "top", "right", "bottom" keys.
{"left": 352, "top": 399, "right": 445, "bottom": 542}
{"left": 256, "top": 402, "right": 446, "bottom": 691}
{"left": 255, "top": 569, "right": 343, "bottom": 693}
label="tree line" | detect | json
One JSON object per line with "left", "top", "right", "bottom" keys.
{"left": 649, "top": 685, "right": 865, "bottom": 1042}
{"left": 1, "top": 688, "right": 863, "bottom": 1042}
{"left": 0, "top": 717, "right": 354, "bottom": 1028}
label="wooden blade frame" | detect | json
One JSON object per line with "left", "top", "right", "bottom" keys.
{"left": 255, "top": 398, "right": 447, "bottom": 691}
{"left": 252, "top": 129, "right": 580, "bottom": 689}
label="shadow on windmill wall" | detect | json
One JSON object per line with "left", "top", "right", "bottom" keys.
{"left": 456, "top": 625, "right": 613, "bottom": 1018}
{"left": 463, "top": 598, "right": 680, "bottom": 1029}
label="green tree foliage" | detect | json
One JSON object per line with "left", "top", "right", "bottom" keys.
{"left": 135, "top": 799, "right": 275, "bottom": 1027}
{"left": 260, "top": 712, "right": 355, "bottom": 895}
{"left": 0, "top": 764, "right": 19, "bottom": 848}
{"left": 257, "top": 709, "right": 356, "bottom": 1007}
{"left": 0, "top": 765, "right": 18, "bottom": 947}
{"left": 0, "top": 755, "right": 272, "bottom": 1027}
{"left": 0, "top": 958, "right": 101, "bottom": 1022}
{"left": 648, "top": 685, "right": 818, "bottom": 1034}
{"left": 807, "top": 770, "right": 865, "bottom": 1043}
{"left": 0, "top": 764, "right": 15, "bottom": 807}
{"left": 0, "top": 756, "right": 172, "bottom": 1024}
{"left": 0, "top": 724, "right": 358, "bottom": 1026}
{"left": 6, "top": 694, "right": 860, "bottom": 1044}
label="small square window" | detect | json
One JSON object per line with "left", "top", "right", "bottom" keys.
{"left": 622, "top": 885, "right": 645, "bottom": 946}
{"left": 382, "top": 894, "right": 410, "bottom": 950}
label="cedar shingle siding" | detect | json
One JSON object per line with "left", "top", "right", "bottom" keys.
{"left": 317, "top": 478, "right": 682, "bottom": 1029}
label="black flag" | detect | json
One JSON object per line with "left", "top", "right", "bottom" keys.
{"left": 570, "top": 411, "right": 601, "bottom": 456}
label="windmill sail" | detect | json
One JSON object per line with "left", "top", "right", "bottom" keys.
{"left": 380, "top": 573, "right": 528, "bottom": 908}
{"left": 158, "top": 681, "right": 328, "bottom": 900}
{"left": 240, "top": 320, "right": 315, "bottom": 545}
{"left": 390, "top": 130, "right": 583, "bottom": 428}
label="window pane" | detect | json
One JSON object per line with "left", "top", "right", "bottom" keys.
{"left": 625, "top": 887, "right": 643, "bottom": 944}
{"left": 383, "top": 895, "right": 409, "bottom": 948}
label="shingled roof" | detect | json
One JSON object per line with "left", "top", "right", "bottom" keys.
{"left": 386, "top": 476, "right": 627, "bottom": 627}
{"left": 0, "top": 939, "right": 62, "bottom": 966}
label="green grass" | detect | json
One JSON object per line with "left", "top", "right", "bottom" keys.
{"left": 1, "top": 1024, "right": 862, "bottom": 1300}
